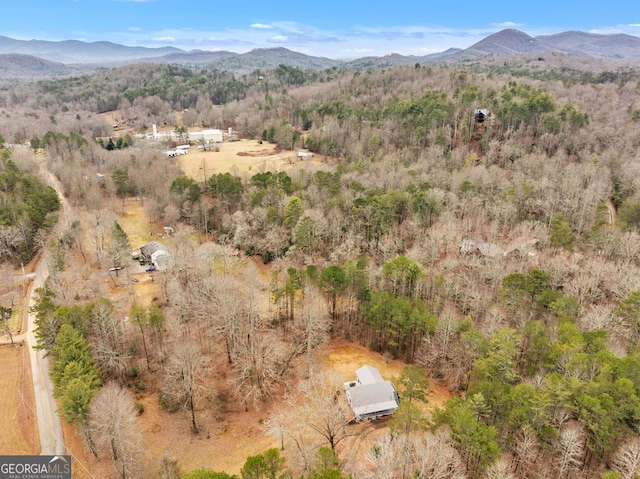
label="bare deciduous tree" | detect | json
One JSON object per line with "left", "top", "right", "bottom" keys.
{"left": 162, "top": 337, "right": 210, "bottom": 433}
{"left": 90, "top": 299, "right": 130, "bottom": 381}
{"left": 411, "top": 429, "right": 467, "bottom": 479}
{"left": 297, "top": 371, "right": 353, "bottom": 452}
{"left": 353, "top": 430, "right": 466, "bottom": 479}
{"left": 486, "top": 456, "right": 516, "bottom": 479}
{"left": 360, "top": 434, "right": 407, "bottom": 479}
{"left": 87, "top": 382, "right": 142, "bottom": 479}
{"left": 612, "top": 438, "right": 640, "bottom": 479}
{"left": 294, "top": 286, "right": 330, "bottom": 377}
{"left": 555, "top": 423, "right": 585, "bottom": 479}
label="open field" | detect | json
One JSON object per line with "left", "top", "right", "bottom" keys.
{"left": 0, "top": 345, "right": 39, "bottom": 455}
{"left": 177, "top": 139, "right": 322, "bottom": 178}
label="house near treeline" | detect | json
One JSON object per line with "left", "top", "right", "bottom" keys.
{"left": 474, "top": 108, "right": 490, "bottom": 122}
{"left": 459, "top": 238, "right": 503, "bottom": 258}
{"left": 344, "top": 365, "right": 399, "bottom": 421}
{"left": 139, "top": 241, "right": 173, "bottom": 271}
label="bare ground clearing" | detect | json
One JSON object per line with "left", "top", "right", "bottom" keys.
{"left": 70, "top": 340, "right": 451, "bottom": 478}
{"left": 178, "top": 139, "right": 323, "bottom": 178}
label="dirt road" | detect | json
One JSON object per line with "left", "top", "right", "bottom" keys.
{"left": 26, "top": 166, "right": 68, "bottom": 455}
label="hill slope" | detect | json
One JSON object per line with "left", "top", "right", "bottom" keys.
{"left": 447, "top": 29, "right": 555, "bottom": 61}
{"left": 0, "top": 54, "right": 69, "bottom": 78}
{"left": 536, "top": 30, "right": 640, "bottom": 58}
{"left": 0, "top": 36, "right": 182, "bottom": 64}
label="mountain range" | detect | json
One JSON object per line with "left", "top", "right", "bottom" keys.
{"left": 1, "top": 29, "right": 640, "bottom": 78}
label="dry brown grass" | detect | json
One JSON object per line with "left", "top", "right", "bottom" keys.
{"left": 118, "top": 201, "right": 156, "bottom": 250}
{"left": 177, "top": 140, "right": 322, "bottom": 178}
{"left": 322, "top": 340, "right": 452, "bottom": 408}
{"left": 0, "top": 345, "right": 39, "bottom": 455}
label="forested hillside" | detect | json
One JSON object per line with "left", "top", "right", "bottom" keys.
{"left": 0, "top": 150, "right": 60, "bottom": 263}
{"left": 5, "top": 57, "right": 640, "bottom": 478}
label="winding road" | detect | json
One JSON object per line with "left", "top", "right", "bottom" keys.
{"left": 26, "top": 166, "right": 69, "bottom": 455}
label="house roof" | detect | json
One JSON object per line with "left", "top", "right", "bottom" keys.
{"left": 151, "top": 250, "right": 173, "bottom": 271}
{"left": 345, "top": 365, "right": 399, "bottom": 419}
{"left": 356, "top": 365, "right": 384, "bottom": 385}
{"left": 459, "top": 238, "right": 502, "bottom": 258}
{"left": 140, "top": 241, "right": 168, "bottom": 257}
{"left": 347, "top": 381, "right": 398, "bottom": 418}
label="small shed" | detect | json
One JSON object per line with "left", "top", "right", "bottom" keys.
{"left": 344, "top": 365, "right": 399, "bottom": 421}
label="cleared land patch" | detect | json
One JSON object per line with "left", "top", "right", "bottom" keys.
{"left": 177, "top": 139, "right": 321, "bottom": 178}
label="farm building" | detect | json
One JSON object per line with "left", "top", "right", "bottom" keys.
{"left": 189, "top": 129, "right": 223, "bottom": 144}
{"left": 139, "top": 241, "right": 173, "bottom": 271}
{"left": 344, "top": 365, "right": 399, "bottom": 421}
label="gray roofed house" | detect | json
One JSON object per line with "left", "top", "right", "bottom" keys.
{"left": 140, "top": 241, "right": 168, "bottom": 260}
{"left": 139, "top": 241, "right": 172, "bottom": 271}
{"left": 344, "top": 365, "right": 399, "bottom": 421}
{"left": 459, "top": 238, "right": 503, "bottom": 258}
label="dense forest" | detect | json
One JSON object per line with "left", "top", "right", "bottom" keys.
{"left": 6, "top": 56, "right": 640, "bottom": 478}
{"left": 0, "top": 150, "right": 60, "bottom": 263}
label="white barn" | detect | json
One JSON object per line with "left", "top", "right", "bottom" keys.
{"left": 203, "top": 129, "right": 223, "bottom": 143}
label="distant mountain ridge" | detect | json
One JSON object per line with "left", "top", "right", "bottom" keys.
{"left": 0, "top": 53, "right": 68, "bottom": 78}
{"left": 0, "top": 35, "right": 182, "bottom": 63}
{"left": 0, "top": 29, "right": 639, "bottom": 78}
{"left": 446, "top": 29, "right": 556, "bottom": 61}
{"left": 536, "top": 30, "right": 640, "bottom": 58}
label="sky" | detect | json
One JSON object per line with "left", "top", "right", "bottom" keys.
{"left": 3, "top": 0, "right": 640, "bottom": 58}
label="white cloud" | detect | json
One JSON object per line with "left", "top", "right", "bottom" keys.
{"left": 491, "top": 21, "right": 524, "bottom": 28}
{"left": 588, "top": 23, "right": 640, "bottom": 35}
{"left": 152, "top": 36, "right": 175, "bottom": 42}
{"left": 101, "top": 19, "right": 579, "bottom": 58}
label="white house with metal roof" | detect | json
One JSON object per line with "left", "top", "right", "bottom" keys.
{"left": 343, "top": 365, "right": 399, "bottom": 421}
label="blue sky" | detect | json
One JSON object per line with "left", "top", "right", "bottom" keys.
{"left": 3, "top": 0, "right": 640, "bottom": 58}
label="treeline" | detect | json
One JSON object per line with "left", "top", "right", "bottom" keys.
{"left": 469, "top": 59, "right": 640, "bottom": 87}
{"left": 32, "top": 288, "right": 166, "bottom": 476}
{"left": 0, "top": 149, "right": 60, "bottom": 263}
{"left": 181, "top": 447, "right": 347, "bottom": 479}
{"left": 0, "top": 63, "right": 323, "bottom": 118}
